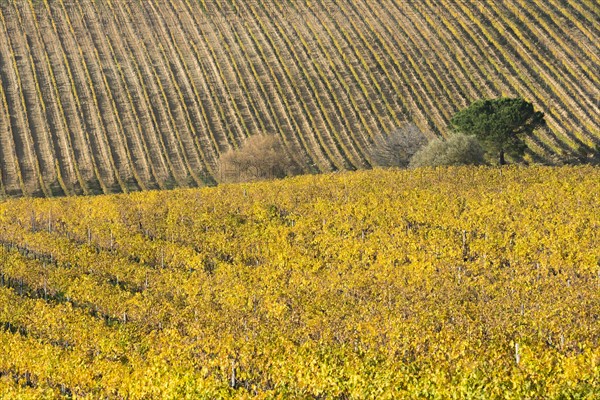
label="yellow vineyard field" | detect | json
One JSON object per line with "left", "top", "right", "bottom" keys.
{"left": 0, "top": 166, "right": 599, "bottom": 398}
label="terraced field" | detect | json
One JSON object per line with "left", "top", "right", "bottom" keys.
{"left": 0, "top": 0, "right": 597, "bottom": 196}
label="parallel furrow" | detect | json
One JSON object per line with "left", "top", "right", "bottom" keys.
{"left": 118, "top": 0, "right": 190, "bottom": 186}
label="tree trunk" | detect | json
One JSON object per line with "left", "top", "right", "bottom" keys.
{"left": 499, "top": 150, "right": 506, "bottom": 166}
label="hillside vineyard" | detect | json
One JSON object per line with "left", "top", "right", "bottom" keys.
{"left": 0, "top": 0, "right": 597, "bottom": 195}
{"left": 0, "top": 167, "right": 600, "bottom": 397}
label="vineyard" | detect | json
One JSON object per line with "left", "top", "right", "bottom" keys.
{"left": 0, "top": 166, "right": 599, "bottom": 397}
{"left": 0, "top": 0, "right": 597, "bottom": 196}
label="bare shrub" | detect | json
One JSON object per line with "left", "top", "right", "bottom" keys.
{"left": 409, "top": 133, "right": 486, "bottom": 168}
{"left": 370, "top": 123, "right": 429, "bottom": 168}
{"left": 217, "top": 134, "right": 301, "bottom": 183}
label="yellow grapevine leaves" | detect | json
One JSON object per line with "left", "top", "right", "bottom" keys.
{"left": 0, "top": 166, "right": 598, "bottom": 398}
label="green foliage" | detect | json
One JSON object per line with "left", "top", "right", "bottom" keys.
{"left": 409, "top": 133, "right": 486, "bottom": 168}
{"left": 450, "top": 98, "right": 545, "bottom": 165}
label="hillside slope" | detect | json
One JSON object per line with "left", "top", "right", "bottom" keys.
{"left": 0, "top": 0, "right": 597, "bottom": 196}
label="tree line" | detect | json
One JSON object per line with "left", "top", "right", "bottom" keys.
{"left": 217, "top": 97, "right": 600, "bottom": 183}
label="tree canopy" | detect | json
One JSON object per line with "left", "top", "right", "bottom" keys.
{"left": 450, "top": 98, "right": 545, "bottom": 165}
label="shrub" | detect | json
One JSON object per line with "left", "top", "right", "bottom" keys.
{"left": 409, "top": 133, "right": 486, "bottom": 168}
{"left": 217, "top": 134, "right": 301, "bottom": 183}
{"left": 370, "top": 123, "right": 429, "bottom": 168}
